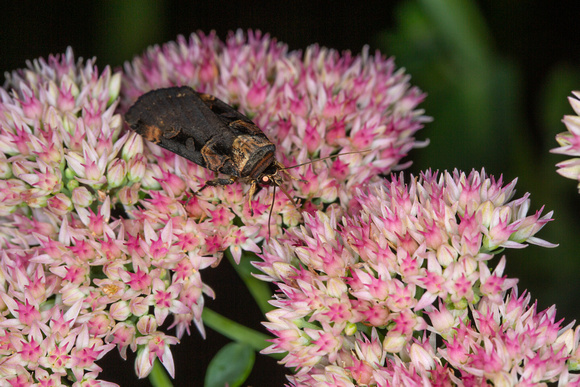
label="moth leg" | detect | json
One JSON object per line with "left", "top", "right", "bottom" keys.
{"left": 246, "top": 180, "right": 259, "bottom": 216}
{"left": 281, "top": 169, "right": 307, "bottom": 184}
{"left": 196, "top": 177, "right": 237, "bottom": 194}
{"left": 275, "top": 161, "right": 307, "bottom": 183}
{"left": 284, "top": 171, "right": 307, "bottom": 184}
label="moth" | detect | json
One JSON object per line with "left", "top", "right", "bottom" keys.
{"left": 125, "top": 86, "right": 365, "bottom": 233}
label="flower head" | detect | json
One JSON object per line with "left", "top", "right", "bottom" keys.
{"left": 256, "top": 169, "right": 570, "bottom": 385}
{"left": 122, "top": 29, "right": 428, "bottom": 237}
{"left": 0, "top": 49, "right": 215, "bottom": 383}
{"left": 1, "top": 29, "right": 428, "bottom": 383}
{"left": 552, "top": 91, "right": 580, "bottom": 190}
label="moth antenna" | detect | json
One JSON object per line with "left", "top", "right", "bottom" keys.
{"left": 280, "top": 149, "right": 371, "bottom": 170}
{"left": 267, "top": 149, "right": 371, "bottom": 238}
{"left": 268, "top": 185, "right": 276, "bottom": 239}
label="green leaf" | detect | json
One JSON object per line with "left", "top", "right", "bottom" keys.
{"left": 204, "top": 342, "right": 255, "bottom": 387}
{"left": 148, "top": 359, "right": 174, "bottom": 387}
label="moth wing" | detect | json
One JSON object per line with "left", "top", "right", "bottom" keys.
{"left": 125, "top": 86, "right": 229, "bottom": 143}
{"left": 198, "top": 93, "right": 272, "bottom": 140}
{"left": 125, "top": 87, "right": 240, "bottom": 175}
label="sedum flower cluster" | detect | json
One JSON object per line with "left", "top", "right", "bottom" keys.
{"left": 122, "top": 29, "right": 429, "bottom": 235}
{"left": 0, "top": 29, "right": 427, "bottom": 385}
{"left": 0, "top": 48, "right": 214, "bottom": 384}
{"left": 552, "top": 91, "right": 580, "bottom": 191}
{"left": 256, "top": 170, "right": 580, "bottom": 386}
{"left": 2, "top": 28, "right": 576, "bottom": 387}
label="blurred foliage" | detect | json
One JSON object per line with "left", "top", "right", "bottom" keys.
{"left": 378, "top": 0, "right": 519, "bottom": 174}
{"left": 204, "top": 343, "right": 255, "bottom": 387}
{"left": 377, "top": 0, "right": 580, "bottom": 322}
{"left": 96, "top": 1, "right": 167, "bottom": 67}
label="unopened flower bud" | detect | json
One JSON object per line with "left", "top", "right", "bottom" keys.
{"left": 71, "top": 186, "right": 93, "bottom": 207}
{"left": 127, "top": 154, "right": 147, "bottom": 183}
{"left": 141, "top": 165, "right": 162, "bottom": 190}
{"left": 122, "top": 132, "right": 144, "bottom": 161}
{"left": 47, "top": 193, "right": 73, "bottom": 216}
{"left": 25, "top": 189, "right": 48, "bottom": 208}
{"left": 0, "top": 159, "right": 12, "bottom": 179}
{"left": 66, "top": 178, "right": 79, "bottom": 191}
{"left": 136, "top": 315, "right": 158, "bottom": 335}
{"left": 106, "top": 159, "right": 127, "bottom": 188}
{"left": 109, "top": 72, "right": 122, "bottom": 103}
{"left": 409, "top": 343, "right": 435, "bottom": 371}
{"left": 326, "top": 277, "right": 347, "bottom": 298}
{"left": 110, "top": 301, "right": 131, "bottom": 321}
{"left": 344, "top": 322, "right": 357, "bottom": 336}
{"left": 478, "top": 201, "right": 494, "bottom": 228}
{"left": 383, "top": 333, "right": 407, "bottom": 353}
{"left": 437, "top": 244, "right": 457, "bottom": 267}
{"left": 118, "top": 184, "right": 139, "bottom": 205}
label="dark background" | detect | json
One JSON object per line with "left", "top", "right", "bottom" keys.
{"left": 3, "top": 1, "right": 580, "bottom": 386}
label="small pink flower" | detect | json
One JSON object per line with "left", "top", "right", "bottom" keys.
{"left": 20, "top": 339, "right": 43, "bottom": 365}
{"left": 135, "top": 332, "right": 179, "bottom": 378}
{"left": 246, "top": 79, "right": 268, "bottom": 109}
{"left": 70, "top": 341, "right": 114, "bottom": 382}
{"left": 47, "top": 193, "right": 73, "bottom": 216}
{"left": 87, "top": 313, "right": 113, "bottom": 337}
{"left": 68, "top": 239, "right": 97, "bottom": 262}
{"left": 126, "top": 268, "right": 152, "bottom": 292}
{"left": 106, "top": 322, "right": 137, "bottom": 360}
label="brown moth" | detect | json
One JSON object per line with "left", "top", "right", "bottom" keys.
{"left": 125, "top": 86, "right": 367, "bottom": 234}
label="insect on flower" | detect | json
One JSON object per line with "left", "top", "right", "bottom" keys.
{"left": 125, "top": 86, "right": 367, "bottom": 235}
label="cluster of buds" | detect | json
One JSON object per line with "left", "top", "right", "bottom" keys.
{"left": 0, "top": 29, "right": 427, "bottom": 384}
{"left": 552, "top": 91, "right": 580, "bottom": 191}
{"left": 122, "top": 30, "right": 429, "bottom": 236}
{"left": 2, "top": 28, "right": 574, "bottom": 386}
{"left": 256, "top": 170, "right": 578, "bottom": 385}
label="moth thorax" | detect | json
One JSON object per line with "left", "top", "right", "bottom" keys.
{"left": 231, "top": 135, "right": 276, "bottom": 179}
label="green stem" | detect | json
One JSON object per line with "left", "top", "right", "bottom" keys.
{"left": 202, "top": 308, "right": 284, "bottom": 360}
{"left": 148, "top": 359, "right": 173, "bottom": 387}
{"left": 227, "top": 251, "right": 274, "bottom": 315}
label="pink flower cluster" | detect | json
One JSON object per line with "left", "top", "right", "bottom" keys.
{"left": 256, "top": 170, "right": 579, "bottom": 386}
{"left": 552, "top": 91, "right": 580, "bottom": 190}
{"left": 122, "top": 29, "right": 428, "bottom": 234}
{"left": 0, "top": 49, "right": 225, "bottom": 384}
{"left": 0, "top": 29, "right": 427, "bottom": 384}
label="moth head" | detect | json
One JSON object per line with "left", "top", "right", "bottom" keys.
{"left": 259, "top": 170, "right": 283, "bottom": 187}
{"left": 257, "top": 161, "right": 284, "bottom": 187}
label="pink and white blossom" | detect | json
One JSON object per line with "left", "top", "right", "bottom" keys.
{"left": 257, "top": 170, "right": 572, "bottom": 385}
{"left": 552, "top": 91, "right": 580, "bottom": 190}
{"left": 0, "top": 29, "right": 427, "bottom": 384}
